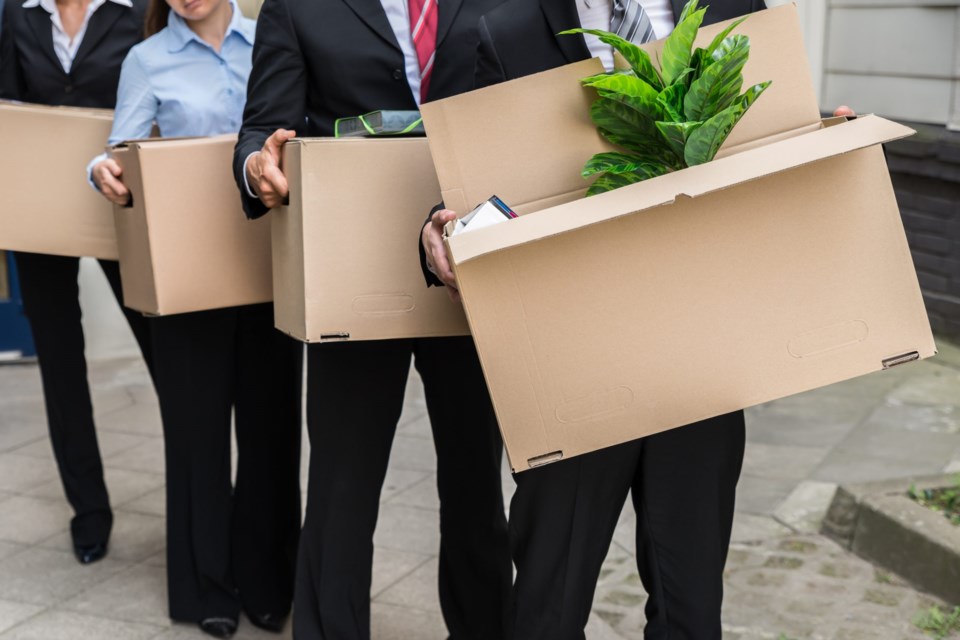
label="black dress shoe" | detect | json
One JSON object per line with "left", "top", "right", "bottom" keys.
{"left": 245, "top": 611, "right": 286, "bottom": 633}
{"left": 73, "top": 542, "right": 108, "bottom": 565}
{"left": 199, "top": 617, "right": 237, "bottom": 639}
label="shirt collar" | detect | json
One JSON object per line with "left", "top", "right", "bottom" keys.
{"left": 166, "top": 1, "right": 254, "bottom": 53}
{"left": 23, "top": 0, "right": 132, "bottom": 11}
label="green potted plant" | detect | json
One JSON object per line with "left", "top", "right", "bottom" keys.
{"left": 563, "top": 0, "right": 772, "bottom": 195}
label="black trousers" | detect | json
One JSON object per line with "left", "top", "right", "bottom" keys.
{"left": 150, "top": 303, "right": 302, "bottom": 623}
{"left": 14, "top": 252, "right": 154, "bottom": 547}
{"left": 508, "top": 411, "right": 746, "bottom": 640}
{"left": 293, "top": 337, "right": 512, "bottom": 640}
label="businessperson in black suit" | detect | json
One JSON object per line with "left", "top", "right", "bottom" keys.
{"left": 233, "top": 0, "right": 512, "bottom": 637}
{"left": 0, "top": 0, "right": 153, "bottom": 565}
{"left": 422, "top": 0, "right": 763, "bottom": 638}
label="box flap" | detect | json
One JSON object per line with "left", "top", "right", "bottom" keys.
{"left": 421, "top": 3, "right": 820, "bottom": 217}
{"left": 447, "top": 115, "right": 915, "bottom": 263}
{"left": 0, "top": 100, "right": 112, "bottom": 120}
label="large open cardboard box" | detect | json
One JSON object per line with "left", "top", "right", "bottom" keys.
{"left": 112, "top": 135, "right": 272, "bottom": 315}
{"left": 0, "top": 102, "right": 117, "bottom": 259}
{"left": 420, "top": 4, "right": 936, "bottom": 472}
{"left": 273, "top": 136, "right": 468, "bottom": 342}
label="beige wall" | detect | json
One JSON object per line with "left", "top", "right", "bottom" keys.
{"left": 819, "top": 0, "right": 959, "bottom": 128}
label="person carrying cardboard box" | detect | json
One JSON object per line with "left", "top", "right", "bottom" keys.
{"left": 0, "top": 0, "right": 154, "bottom": 567}
{"left": 420, "top": 1, "right": 854, "bottom": 638}
{"left": 88, "top": 0, "right": 303, "bottom": 636}
{"left": 233, "top": 0, "right": 513, "bottom": 638}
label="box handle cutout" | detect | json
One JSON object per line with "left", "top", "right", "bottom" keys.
{"left": 882, "top": 351, "right": 919, "bottom": 369}
{"left": 320, "top": 332, "right": 351, "bottom": 341}
{"left": 527, "top": 451, "right": 563, "bottom": 468}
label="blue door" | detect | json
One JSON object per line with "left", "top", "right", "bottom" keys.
{"left": 0, "top": 251, "right": 37, "bottom": 361}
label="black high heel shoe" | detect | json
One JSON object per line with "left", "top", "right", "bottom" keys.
{"left": 199, "top": 617, "right": 238, "bottom": 638}
{"left": 245, "top": 611, "right": 286, "bottom": 633}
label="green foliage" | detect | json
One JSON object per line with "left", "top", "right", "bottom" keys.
{"left": 913, "top": 605, "right": 960, "bottom": 639}
{"left": 908, "top": 474, "right": 960, "bottom": 526}
{"left": 563, "top": 0, "right": 772, "bottom": 195}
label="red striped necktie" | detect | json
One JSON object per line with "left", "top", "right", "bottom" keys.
{"left": 408, "top": 0, "right": 438, "bottom": 103}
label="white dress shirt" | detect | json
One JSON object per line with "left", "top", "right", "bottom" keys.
{"left": 21, "top": 0, "right": 133, "bottom": 73}
{"left": 577, "top": 0, "right": 676, "bottom": 72}
{"left": 380, "top": 0, "right": 423, "bottom": 107}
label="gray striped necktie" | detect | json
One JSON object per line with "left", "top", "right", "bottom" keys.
{"left": 610, "top": 0, "right": 657, "bottom": 45}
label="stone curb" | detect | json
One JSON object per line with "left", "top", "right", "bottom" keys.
{"left": 821, "top": 473, "right": 960, "bottom": 605}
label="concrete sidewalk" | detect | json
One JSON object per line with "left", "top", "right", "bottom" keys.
{"left": 0, "top": 338, "right": 958, "bottom": 639}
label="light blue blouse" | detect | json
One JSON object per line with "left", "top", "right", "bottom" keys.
{"left": 88, "top": 4, "right": 253, "bottom": 184}
{"left": 108, "top": 3, "right": 254, "bottom": 142}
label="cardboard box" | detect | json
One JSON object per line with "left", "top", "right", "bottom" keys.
{"left": 273, "top": 136, "right": 468, "bottom": 342}
{"left": 112, "top": 135, "right": 272, "bottom": 315}
{"left": 420, "top": 4, "right": 936, "bottom": 471}
{"left": 0, "top": 102, "right": 117, "bottom": 259}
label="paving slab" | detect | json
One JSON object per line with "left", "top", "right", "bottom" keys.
{"left": 0, "top": 339, "right": 958, "bottom": 638}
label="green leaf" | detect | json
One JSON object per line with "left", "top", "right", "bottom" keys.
{"left": 584, "top": 73, "right": 663, "bottom": 121}
{"left": 655, "top": 120, "right": 702, "bottom": 159}
{"left": 582, "top": 151, "right": 649, "bottom": 177}
{"left": 704, "top": 16, "right": 748, "bottom": 59}
{"left": 598, "top": 129, "right": 681, "bottom": 167}
{"left": 657, "top": 83, "right": 687, "bottom": 122}
{"left": 683, "top": 81, "right": 770, "bottom": 166}
{"left": 683, "top": 35, "right": 750, "bottom": 121}
{"left": 585, "top": 163, "right": 670, "bottom": 196}
{"left": 590, "top": 97, "right": 661, "bottom": 149}
{"left": 712, "top": 34, "right": 749, "bottom": 63}
{"left": 661, "top": 6, "right": 706, "bottom": 86}
{"left": 562, "top": 29, "right": 662, "bottom": 89}
{"left": 676, "top": 0, "right": 700, "bottom": 25}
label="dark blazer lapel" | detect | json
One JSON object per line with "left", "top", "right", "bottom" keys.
{"left": 24, "top": 7, "right": 63, "bottom": 72}
{"left": 340, "top": 0, "right": 402, "bottom": 51}
{"left": 435, "top": 0, "right": 463, "bottom": 48}
{"left": 71, "top": 2, "right": 125, "bottom": 71}
{"left": 540, "top": 0, "right": 590, "bottom": 64}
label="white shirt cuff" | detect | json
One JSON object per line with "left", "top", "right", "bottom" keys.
{"left": 242, "top": 152, "right": 259, "bottom": 199}
{"left": 86, "top": 152, "right": 109, "bottom": 191}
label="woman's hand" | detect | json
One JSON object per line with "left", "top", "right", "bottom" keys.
{"left": 92, "top": 158, "right": 131, "bottom": 206}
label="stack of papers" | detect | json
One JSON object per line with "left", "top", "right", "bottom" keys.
{"left": 452, "top": 196, "right": 517, "bottom": 236}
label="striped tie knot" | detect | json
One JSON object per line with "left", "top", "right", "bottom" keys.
{"left": 611, "top": 0, "right": 657, "bottom": 45}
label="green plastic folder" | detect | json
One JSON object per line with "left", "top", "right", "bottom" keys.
{"left": 334, "top": 110, "right": 425, "bottom": 137}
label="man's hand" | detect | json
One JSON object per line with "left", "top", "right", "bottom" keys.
{"left": 833, "top": 105, "right": 856, "bottom": 118}
{"left": 421, "top": 208, "right": 461, "bottom": 302}
{"left": 92, "top": 158, "right": 131, "bottom": 206}
{"left": 246, "top": 128, "right": 296, "bottom": 209}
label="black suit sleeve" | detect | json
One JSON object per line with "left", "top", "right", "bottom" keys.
{"left": 417, "top": 14, "right": 508, "bottom": 289}
{"left": 0, "top": 2, "right": 25, "bottom": 100}
{"left": 474, "top": 16, "right": 506, "bottom": 91}
{"left": 233, "top": 0, "right": 308, "bottom": 220}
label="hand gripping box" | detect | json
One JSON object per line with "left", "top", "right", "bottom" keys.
{"left": 0, "top": 102, "right": 117, "bottom": 259}
{"left": 112, "top": 135, "right": 272, "bottom": 315}
{"left": 272, "top": 136, "right": 468, "bottom": 342}
{"left": 420, "top": 4, "right": 936, "bottom": 472}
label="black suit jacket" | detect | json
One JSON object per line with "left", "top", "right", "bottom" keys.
{"left": 419, "top": 0, "right": 766, "bottom": 286}
{"left": 233, "top": 0, "right": 507, "bottom": 220}
{"left": 0, "top": 0, "right": 145, "bottom": 107}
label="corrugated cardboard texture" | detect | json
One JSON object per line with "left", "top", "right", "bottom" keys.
{"left": 420, "top": 4, "right": 936, "bottom": 471}
{"left": 455, "top": 145, "right": 935, "bottom": 471}
{"left": 0, "top": 102, "right": 117, "bottom": 259}
{"left": 272, "top": 137, "right": 468, "bottom": 342}
{"left": 421, "top": 3, "right": 820, "bottom": 217}
{"left": 113, "top": 135, "right": 272, "bottom": 315}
